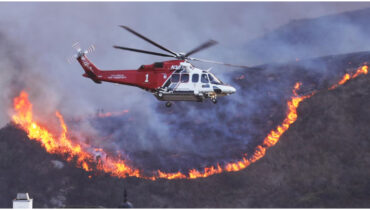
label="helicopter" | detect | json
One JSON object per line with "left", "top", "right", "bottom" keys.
{"left": 72, "top": 25, "right": 248, "bottom": 107}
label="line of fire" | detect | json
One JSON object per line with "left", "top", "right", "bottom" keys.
{"left": 10, "top": 65, "right": 368, "bottom": 180}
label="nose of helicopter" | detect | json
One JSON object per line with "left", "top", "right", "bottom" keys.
{"left": 223, "top": 86, "right": 236, "bottom": 94}
{"left": 229, "top": 86, "right": 236, "bottom": 94}
{"left": 231, "top": 86, "right": 236, "bottom": 93}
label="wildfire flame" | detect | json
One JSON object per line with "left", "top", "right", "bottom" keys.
{"left": 10, "top": 65, "right": 368, "bottom": 180}
{"left": 329, "top": 65, "right": 368, "bottom": 90}
{"left": 12, "top": 92, "right": 141, "bottom": 178}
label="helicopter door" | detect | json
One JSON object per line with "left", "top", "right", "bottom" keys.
{"left": 192, "top": 73, "right": 200, "bottom": 94}
{"left": 199, "top": 73, "right": 212, "bottom": 93}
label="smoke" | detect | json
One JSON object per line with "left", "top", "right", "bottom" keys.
{"left": 243, "top": 7, "right": 370, "bottom": 65}
{"left": 1, "top": 2, "right": 370, "bottom": 174}
{"left": 0, "top": 31, "right": 61, "bottom": 128}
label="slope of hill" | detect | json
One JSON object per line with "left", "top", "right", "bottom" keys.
{"left": 243, "top": 7, "right": 370, "bottom": 65}
{"left": 0, "top": 52, "right": 369, "bottom": 208}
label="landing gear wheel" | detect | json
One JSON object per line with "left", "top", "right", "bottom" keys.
{"left": 211, "top": 98, "right": 217, "bottom": 104}
{"left": 165, "top": 101, "right": 172, "bottom": 108}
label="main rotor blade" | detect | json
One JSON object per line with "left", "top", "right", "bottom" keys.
{"left": 188, "top": 57, "right": 249, "bottom": 69}
{"left": 185, "top": 40, "right": 218, "bottom": 57}
{"left": 113, "top": 45, "right": 176, "bottom": 58}
{"left": 119, "top": 25, "right": 178, "bottom": 57}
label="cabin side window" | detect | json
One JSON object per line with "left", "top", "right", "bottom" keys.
{"left": 154, "top": 62, "right": 164, "bottom": 68}
{"left": 201, "top": 74, "right": 209, "bottom": 83}
{"left": 181, "top": 74, "right": 189, "bottom": 83}
{"left": 171, "top": 74, "right": 180, "bottom": 83}
{"left": 192, "top": 74, "right": 199, "bottom": 83}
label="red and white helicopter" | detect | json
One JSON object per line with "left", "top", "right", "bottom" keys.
{"left": 72, "top": 26, "right": 248, "bottom": 107}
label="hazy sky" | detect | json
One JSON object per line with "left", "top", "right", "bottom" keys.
{"left": 1, "top": 2, "right": 370, "bottom": 68}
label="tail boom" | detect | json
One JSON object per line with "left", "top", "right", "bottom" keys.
{"left": 77, "top": 55, "right": 102, "bottom": 84}
{"left": 76, "top": 55, "right": 151, "bottom": 89}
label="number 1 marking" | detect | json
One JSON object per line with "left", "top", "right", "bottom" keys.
{"left": 145, "top": 74, "right": 149, "bottom": 83}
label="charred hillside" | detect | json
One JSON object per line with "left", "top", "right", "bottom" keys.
{"left": 1, "top": 51, "right": 370, "bottom": 208}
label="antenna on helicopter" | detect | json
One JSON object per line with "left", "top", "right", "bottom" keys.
{"left": 113, "top": 25, "right": 249, "bottom": 69}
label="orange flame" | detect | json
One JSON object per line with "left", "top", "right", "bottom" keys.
{"left": 329, "top": 65, "right": 368, "bottom": 90}
{"left": 10, "top": 65, "right": 368, "bottom": 180}
{"left": 12, "top": 91, "right": 141, "bottom": 178}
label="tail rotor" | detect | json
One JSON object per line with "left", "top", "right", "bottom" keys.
{"left": 67, "top": 42, "right": 96, "bottom": 64}
{"left": 86, "top": 44, "right": 96, "bottom": 54}
{"left": 72, "top": 42, "right": 81, "bottom": 51}
{"left": 67, "top": 55, "right": 75, "bottom": 64}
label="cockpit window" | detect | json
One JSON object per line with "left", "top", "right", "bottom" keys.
{"left": 181, "top": 74, "right": 189, "bottom": 83}
{"left": 208, "top": 73, "right": 223, "bottom": 85}
{"left": 201, "top": 74, "right": 209, "bottom": 83}
{"left": 171, "top": 74, "right": 180, "bottom": 83}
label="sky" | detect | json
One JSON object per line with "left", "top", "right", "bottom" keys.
{"left": 1, "top": 2, "right": 370, "bottom": 67}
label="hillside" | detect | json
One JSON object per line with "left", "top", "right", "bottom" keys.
{"left": 243, "top": 7, "right": 370, "bottom": 65}
{"left": 1, "top": 52, "right": 369, "bottom": 207}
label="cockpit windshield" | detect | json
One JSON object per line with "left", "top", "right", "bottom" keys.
{"left": 208, "top": 73, "right": 223, "bottom": 85}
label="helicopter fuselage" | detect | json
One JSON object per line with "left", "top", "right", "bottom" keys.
{"left": 77, "top": 55, "right": 236, "bottom": 105}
